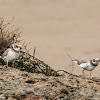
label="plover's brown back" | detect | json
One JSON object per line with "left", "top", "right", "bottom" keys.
{"left": 73, "top": 59, "right": 87, "bottom": 65}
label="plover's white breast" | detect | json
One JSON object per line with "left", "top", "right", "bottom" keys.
{"left": 3, "top": 48, "right": 20, "bottom": 62}
{"left": 80, "top": 62, "right": 95, "bottom": 71}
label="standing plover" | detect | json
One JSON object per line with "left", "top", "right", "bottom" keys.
{"left": 0, "top": 44, "right": 22, "bottom": 67}
{"left": 72, "top": 58, "right": 100, "bottom": 79}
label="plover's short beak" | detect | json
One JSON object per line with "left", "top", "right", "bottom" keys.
{"left": 97, "top": 59, "right": 100, "bottom": 62}
{"left": 95, "top": 58, "right": 100, "bottom": 62}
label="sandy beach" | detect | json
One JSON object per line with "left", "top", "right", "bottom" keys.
{"left": 0, "top": 0, "right": 100, "bottom": 77}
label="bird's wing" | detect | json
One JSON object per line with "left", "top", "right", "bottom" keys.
{"left": 79, "top": 60, "right": 87, "bottom": 64}
{"left": 72, "top": 59, "right": 87, "bottom": 65}
{"left": 2, "top": 48, "right": 10, "bottom": 58}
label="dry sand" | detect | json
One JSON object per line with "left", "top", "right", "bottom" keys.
{"left": 0, "top": 0, "right": 100, "bottom": 77}
{"left": 0, "top": 66, "right": 100, "bottom": 99}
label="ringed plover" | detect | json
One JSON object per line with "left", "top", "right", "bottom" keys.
{"left": 0, "top": 44, "right": 22, "bottom": 67}
{"left": 72, "top": 58, "right": 100, "bottom": 79}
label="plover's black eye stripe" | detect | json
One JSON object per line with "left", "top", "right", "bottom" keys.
{"left": 93, "top": 59, "right": 95, "bottom": 62}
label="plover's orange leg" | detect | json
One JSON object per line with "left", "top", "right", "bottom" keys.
{"left": 82, "top": 70, "right": 88, "bottom": 79}
{"left": 82, "top": 70, "right": 92, "bottom": 79}
{"left": 12, "top": 60, "right": 15, "bottom": 68}
{"left": 82, "top": 70, "right": 86, "bottom": 78}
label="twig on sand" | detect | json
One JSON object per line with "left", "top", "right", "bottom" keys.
{"left": 33, "top": 47, "right": 36, "bottom": 57}
{"left": 66, "top": 54, "right": 74, "bottom": 73}
{"left": 56, "top": 70, "right": 79, "bottom": 77}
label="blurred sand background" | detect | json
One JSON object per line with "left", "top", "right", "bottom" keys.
{"left": 0, "top": 0, "right": 100, "bottom": 77}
